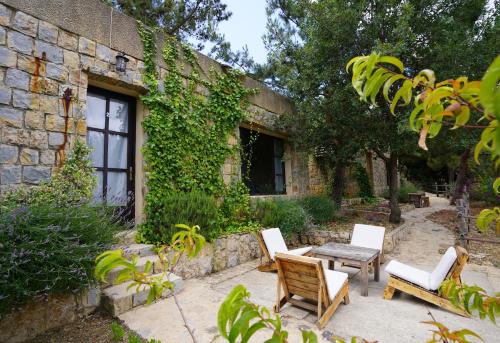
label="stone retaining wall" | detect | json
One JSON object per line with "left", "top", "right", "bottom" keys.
{"left": 0, "top": 287, "right": 100, "bottom": 343}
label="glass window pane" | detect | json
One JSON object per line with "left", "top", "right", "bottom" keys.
{"left": 108, "top": 134, "right": 128, "bottom": 169}
{"left": 107, "top": 172, "right": 128, "bottom": 206}
{"left": 92, "top": 171, "right": 103, "bottom": 203}
{"left": 274, "top": 157, "right": 283, "bottom": 174}
{"left": 109, "top": 99, "right": 129, "bottom": 132}
{"left": 275, "top": 175, "right": 285, "bottom": 193}
{"left": 86, "top": 131, "right": 104, "bottom": 167}
{"left": 86, "top": 93, "right": 106, "bottom": 129}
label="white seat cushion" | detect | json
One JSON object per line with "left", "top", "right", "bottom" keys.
{"left": 287, "top": 246, "right": 312, "bottom": 256}
{"left": 261, "top": 228, "right": 288, "bottom": 260}
{"left": 429, "top": 247, "right": 457, "bottom": 290}
{"left": 351, "top": 224, "right": 386, "bottom": 251}
{"left": 385, "top": 260, "right": 431, "bottom": 290}
{"left": 324, "top": 269, "right": 348, "bottom": 300}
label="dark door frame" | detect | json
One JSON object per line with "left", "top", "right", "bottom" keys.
{"left": 87, "top": 86, "right": 136, "bottom": 219}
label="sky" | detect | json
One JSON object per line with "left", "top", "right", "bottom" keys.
{"left": 216, "top": 0, "right": 268, "bottom": 64}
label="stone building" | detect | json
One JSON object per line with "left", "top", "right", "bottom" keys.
{"left": 0, "top": 0, "right": 387, "bottom": 223}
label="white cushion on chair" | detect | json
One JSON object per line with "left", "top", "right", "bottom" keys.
{"left": 385, "top": 260, "right": 431, "bottom": 290}
{"left": 351, "top": 224, "right": 386, "bottom": 251}
{"left": 429, "top": 247, "right": 457, "bottom": 290}
{"left": 261, "top": 228, "right": 288, "bottom": 260}
{"left": 324, "top": 270, "right": 348, "bottom": 300}
{"left": 288, "top": 246, "right": 313, "bottom": 256}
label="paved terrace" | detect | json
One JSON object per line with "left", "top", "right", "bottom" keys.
{"left": 120, "top": 196, "right": 500, "bottom": 342}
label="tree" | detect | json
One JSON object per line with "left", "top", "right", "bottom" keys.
{"left": 347, "top": 52, "right": 500, "bottom": 231}
{"left": 104, "top": 0, "right": 231, "bottom": 51}
{"left": 260, "top": 0, "right": 497, "bottom": 222}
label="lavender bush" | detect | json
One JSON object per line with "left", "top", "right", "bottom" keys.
{"left": 0, "top": 203, "right": 124, "bottom": 315}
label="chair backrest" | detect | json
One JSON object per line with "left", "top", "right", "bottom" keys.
{"left": 261, "top": 228, "right": 288, "bottom": 260}
{"left": 275, "top": 253, "right": 329, "bottom": 307}
{"left": 428, "top": 246, "right": 468, "bottom": 290}
{"left": 351, "top": 224, "right": 386, "bottom": 251}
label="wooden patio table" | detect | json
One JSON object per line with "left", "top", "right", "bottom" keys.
{"left": 312, "top": 242, "right": 380, "bottom": 296}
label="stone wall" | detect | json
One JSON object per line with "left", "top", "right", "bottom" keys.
{"left": 0, "top": 287, "right": 100, "bottom": 343}
{"left": 172, "top": 232, "right": 262, "bottom": 279}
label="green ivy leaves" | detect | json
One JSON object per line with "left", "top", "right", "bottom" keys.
{"left": 136, "top": 23, "right": 255, "bottom": 242}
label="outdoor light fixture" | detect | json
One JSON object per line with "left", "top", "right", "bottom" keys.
{"left": 115, "top": 52, "right": 129, "bottom": 72}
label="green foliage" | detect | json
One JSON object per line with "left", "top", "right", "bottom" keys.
{"left": 0, "top": 203, "right": 121, "bottom": 315}
{"left": 135, "top": 23, "right": 255, "bottom": 243}
{"left": 217, "top": 285, "right": 369, "bottom": 342}
{"left": 127, "top": 333, "right": 142, "bottom": 343}
{"left": 353, "top": 165, "right": 374, "bottom": 199}
{"left": 347, "top": 52, "right": 500, "bottom": 231}
{"left": 107, "top": 0, "right": 231, "bottom": 52}
{"left": 137, "top": 191, "right": 219, "bottom": 244}
{"left": 298, "top": 195, "right": 336, "bottom": 224}
{"left": 96, "top": 224, "right": 205, "bottom": 303}
{"left": 251, "top": 198, "right": 308, "bottom": 238}
{"left": 2, "top": 140, "right": 96, "bottom": 206}
{"left": 440, "top": 280, "right": 500, "bottom": 323}
{"left": 220, "top": 182, "right": 251, "bottom": 227}
{"left": 96, "top": 224, "right": 204, "bottom": 342}
{"left": 217, "top": 284, "right": 291, "bottom": 342}
{"left": 111, "top": 321, "right": 125, "bottom": 342}
{"left": 382, "top": 180, "right": 419, "bottom": 203}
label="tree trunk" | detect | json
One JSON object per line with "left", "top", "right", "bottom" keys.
{"left": 448, "top": 166, "right": 455, "bottom": 185}
{"left": 387, "top": 152, "right": 401, "bottom": 223}
{"left": 331, "top": 160, "right": 346, "bottom": 208}
{"left": 450, "top": 149, "right": 470, "bottom": 205}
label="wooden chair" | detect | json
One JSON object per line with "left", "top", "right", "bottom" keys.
{"left": 338, "top": 224, "right": 386, "bottom": 269}
{"left": 274, "top": 253, "right": 350, "bottom": 329}
{"left": 255, "top": 228, "right": 312, "bottom": 272}
{"left": 383, "top": 246, "right": 469, "bottom": 316}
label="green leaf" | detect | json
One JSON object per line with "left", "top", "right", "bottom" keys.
{"left": 480, "top": 55, "right": 500, "bottom": 119}
{"left": 383, "top": 74, "right": 406, "bottom": 103}
{"left": 379, "top": 56, "right": 404, "bottom": 72}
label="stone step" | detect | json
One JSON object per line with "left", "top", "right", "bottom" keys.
{"left": 104, "top": 255, "right": 163, "bottom": 286}
{"left": 102, "top": 272, "right": 183, "bottom": 316}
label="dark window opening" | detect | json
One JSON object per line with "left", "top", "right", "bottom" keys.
{"left": 240, "top": 127, "right": 286, "bottom": 195}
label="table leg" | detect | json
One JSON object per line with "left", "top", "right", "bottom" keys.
{"left": 328, "top": 260, "right": 335, "bottom": 270}
{"left": 374, "top": 254, "right": 380, "bottom": 282}
{"left": 361, "top": 262, "right": 368, "bottom": 296}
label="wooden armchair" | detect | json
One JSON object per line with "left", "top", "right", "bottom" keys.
{"left": 274, "top": 253, "right": 350, "bottom": 329}
{"left": 383, "top": 246, "right": 469, "bottom": 316}
{"left": 255, "top": 228, "right": 312, "bottom": 272}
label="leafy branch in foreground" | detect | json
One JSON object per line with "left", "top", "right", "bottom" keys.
{"left": 217, "top": 284, "right": 377, "bottom": 343}
{"left": 423, "top": 320, "right": 482, "bottom": 343}
{"left": 95, "top": 224, "right": 206, "bottom": 343}
{"left": 440, "top": 279, "right": 500, "bottom": 323}
{"left": 347, "top": 53, "right": 499, "bottom": 232}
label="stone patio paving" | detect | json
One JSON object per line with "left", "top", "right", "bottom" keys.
{"left": 119, "top": 196, "right": 500, "bottom": 342}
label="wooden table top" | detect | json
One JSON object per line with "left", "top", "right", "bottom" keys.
{"left": 312, "top": 242, "right": 380, "bottom": 262}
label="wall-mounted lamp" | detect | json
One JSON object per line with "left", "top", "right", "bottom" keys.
{"left": 115, "top": 52, "right": 129, "bottom": 72}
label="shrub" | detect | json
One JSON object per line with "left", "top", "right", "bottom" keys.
{"left": 137, "top": 191, "right": 219, "bottom": 244}
{"left": 354, "top": 165, "right": 374, "bottom": 199}
{"left": 2, "top": 140, "right": 96, "bottom": 207}
{"left": 383, "top": 180, "right": 420, "bottom": 203}
{"left": 399, "top": 180, "right": 420, "bottom": 203}
{"left": 219, "top": 181, "right": 251, "bottom": 226}
{"left": 251, "top": 198, "right": 308, "bottom": 237}
{"left": 0, "top": 203, "right": 122, "bottom": 315}
{"left": 298, "top": 195, "right": 336, "bottom": 224}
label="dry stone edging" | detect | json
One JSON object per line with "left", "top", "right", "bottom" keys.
{"left": 102, "top": 272, "right": 183, "bottom": 316}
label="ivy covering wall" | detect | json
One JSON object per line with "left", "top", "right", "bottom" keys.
{"left": 136, "top": 23, "right": 256, "bottom": 243}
